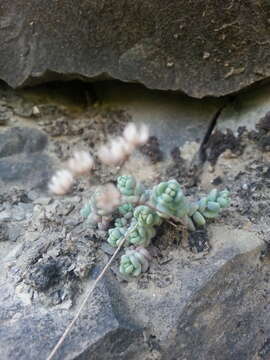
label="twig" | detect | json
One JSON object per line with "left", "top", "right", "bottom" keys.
{"left": 165, "top": 218, "right": 178, "bottom": 228}
{"left": 46, "top": 226, "right": 136, "bottom": 360}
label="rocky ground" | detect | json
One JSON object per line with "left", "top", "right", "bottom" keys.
{"left": 0, "top": 80, "right": 270, "bottom": 360}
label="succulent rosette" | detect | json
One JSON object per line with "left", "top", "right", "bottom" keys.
{"left": 117, "top": 175, "right": 148, "bottom": 203}
{"left": 80, "top": 201, "right": 100, "bottom": 224}
{"left": 119, "top": 248, "right": 151, "bottom": 277}
{"left": 150, "top": 180, "right": 188, "bottom": 218}
{"left": 198, "top": 189, "right": 230, "bottom": 219}
{"left": 107, "top": 227, "right": 127, "bottom": 247}
{"left": 133, "top": 205, "right": 162, "bottom": 227}
{"left": 118, "top": 203, "right": 134, "bottom": 219}
{"left": 127, "top": 222, "right": 155, "bottom": 247}
{"left": 114, "top": 217, "right": 128, "bottom": 228}
{"left": 80, "top": 202, "right": 92, "bottom": 218}
{"left": 188, "top": 189, "right": 230, "bottom": 228}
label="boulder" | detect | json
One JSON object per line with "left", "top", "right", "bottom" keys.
{"left": 1, "top": 1, "right": 270, "bottom": 97}
{"left": 169, "top": 247, "right": 270, "bottom": 360}
{"left": 0, "top": 276, "right": 148, "bottom": 360}
{"left": 113, "top": 226, "right": 268, "bottom": 360}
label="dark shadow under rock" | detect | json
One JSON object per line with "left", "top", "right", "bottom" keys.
{"left": 248, "top": 112, "right": 270, "bottom": 152}
{"left": 205, "top": 129, "right": 244, "bottom": 165}
{"left": 26, "top": 257, "right": 63, "bottom": 292}
{"left": 140, "top": 136, "right": 163, "bottom": 163}
{"left": 188, "top": 228, "right": 209, "bottom": 253}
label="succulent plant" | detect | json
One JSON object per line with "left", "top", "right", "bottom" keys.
{"left": 81, "top": 194, "right": 114, "bottom": 229}
{"left": 117, "top": 175, "right": 149, "bottom": 203}
{"left": 118, "top": 203, "right": 134, "bottom": 219}
{"left": 127, "top": 221, "right": 156, "bottom": 247}
{"left": 199, "top": 189, "right": 230, "bottom": 217}
{"left": 216, "top": 189, "right": 230, "bottom": 208}
{"left": 107, "top": 227, "right": 127, "bottom": 247}
{"left": 150, "top": 179, "right": 188, "bottom": 218}
{"left": 54, "top": 121, "right": 233, "bottom": 283}
{"left": 117, "top": 175, "right": 138, "bottom": 196}
{"left": 109, "top": 206, "right": 160, "bottom": 249}
{"left": 81, "top": 175, "right": 230, "bottom": 279}
{"left": 114, "top": 217, "right": 128, "bottom": 228}
{"left": 133, "top": 205, "right": 162, "bottom": 227}
{"left": 80, "top": 201, "right": 100, "bottom": 225}
{"left": 119, "top": 248, "right": 151, "bottom": 277}
{"left": 188, "top": 189, "right": 230, "bottom": 228}
{"left": 80, "top": 202, "right": 92, "bottom": 218}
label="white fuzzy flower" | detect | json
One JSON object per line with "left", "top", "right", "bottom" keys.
{"left": 97, "top": 123, "right": 149, "bottom": 166}
{"left": 97, "top": 145, "right": 114, "bottom": 165}
{"left": 48, "top": 169, "right": 74, "bottom": 195}
{"left": 67, "top": 151, "right": 94, "bottom": 176}
{"left": 123, "top": 123, "right": 149, "bottom": 146}
{"left": 98, "top": 137, "right": 133, "bottom": 165}
{"left": 111, "top": 137, "right": 134, "bottom": 157}
{"left": 95, "top": 183, "right": 121, "bottom": 214}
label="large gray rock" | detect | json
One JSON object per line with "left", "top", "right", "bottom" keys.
{"left": 169, "top": 248, "right": 270, "bottom": 360}
{"left": 0, "top": 276, "right": 148, "bottom": 360}
{"left": 113, "top": 226, "right": 267, "bottom": 360}
{"left": 1, "top": 1, "right": 270, "bottom": 97}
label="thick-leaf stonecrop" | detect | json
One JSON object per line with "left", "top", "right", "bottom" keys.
{"left": 81, "top": 175, "right": 230, "bottom": 279}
